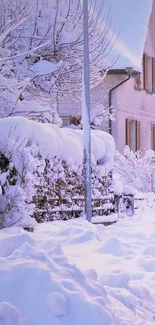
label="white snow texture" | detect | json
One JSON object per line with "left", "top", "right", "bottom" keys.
{"left": 0, "top": 116, "right": 115, "bottom": 170}
{"left": 1, "top": 209, "right": 155, "bottom": 324}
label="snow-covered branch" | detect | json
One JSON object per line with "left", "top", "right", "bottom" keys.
{"left": 0, "top": 0, "right": 115, "bottom": 122}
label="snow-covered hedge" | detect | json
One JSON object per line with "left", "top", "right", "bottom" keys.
{"left": 0, "top": 117, "right": 115, "bottom": 228}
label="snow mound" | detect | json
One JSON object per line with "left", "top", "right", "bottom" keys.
{"left": 47, "top": 292, "right": 68, "bottom": 316}
{"left": 98, "top": 272, "right": 130, "bottom": 288}
{"left": 0, "top": 302, "right": 20, "bottom": 325}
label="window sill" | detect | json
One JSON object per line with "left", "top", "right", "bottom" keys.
{"left": 146, "top": 90, "right": 154, "bottom": 94}
{"left": 134, "top": 87, "right": 155, "bottom": 94}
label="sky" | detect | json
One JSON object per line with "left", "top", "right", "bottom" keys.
{"left": 103, "top": 0, "right": 153, "bottom": 70}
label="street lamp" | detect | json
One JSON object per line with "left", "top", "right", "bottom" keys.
{"left": 82, "top": 0, "right": 92, "bottom": 222}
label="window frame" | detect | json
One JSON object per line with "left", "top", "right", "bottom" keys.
{"left": 143, "top": 53, "right": 155, "bottom": 93}
{"left": 126, "top": 118, "right": 140, "bottom": 152}
{"left": 151, "top": 124, "right": 155, "bottom": 151}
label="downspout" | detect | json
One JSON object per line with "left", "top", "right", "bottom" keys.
{"left": 108, "top": 73, "right": 131, "bottom": 135}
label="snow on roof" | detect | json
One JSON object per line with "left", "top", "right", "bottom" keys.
{"left": 104, "top": 0, "right": 153, "bottom": 71}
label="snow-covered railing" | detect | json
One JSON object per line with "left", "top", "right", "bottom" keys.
{"left": 35, "top": 193, "right": 115, "bottom": 221}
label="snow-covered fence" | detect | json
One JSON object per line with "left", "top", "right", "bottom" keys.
{"left": 35, "top": 193, "right": 115, "bottom": 221}
{"left": 0, "top": 117, "right": 116, "bottom": 228}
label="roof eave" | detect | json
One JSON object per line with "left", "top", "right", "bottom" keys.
{"left": 107, "top": 69, "right": 141, "bottom": 76}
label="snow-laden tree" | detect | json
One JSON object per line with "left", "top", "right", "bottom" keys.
{"left": 114, "top": 146, "right": 155, "bottom": 193}
{"left": 0, "top": 1, "right": 62, "bottom": 124}
{"left": 0, "top": 0, "right": 115, "bottom": 120}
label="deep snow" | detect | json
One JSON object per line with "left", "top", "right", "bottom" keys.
{"left": 1, "top": 206, "right": 155, "bottom": 324}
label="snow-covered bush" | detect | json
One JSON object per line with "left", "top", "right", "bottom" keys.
{"left": 0, "top": 117, "right": 115, "bottom": 228}
{"left": 114, "top": 146, "right": 155, "bottom": 192}
{"left": 0, "top": 143, "right": 36, "bottom": 229}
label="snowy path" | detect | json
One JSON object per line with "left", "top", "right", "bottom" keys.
{"left": 1, "top": 209, "right": 155, "bottom": 324}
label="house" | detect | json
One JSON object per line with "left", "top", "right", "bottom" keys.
{"left": 108, "top": 0, "right": 155, "bottom": 153}
{"left": 58, "top": 0, "right": 154, "bottom": 153}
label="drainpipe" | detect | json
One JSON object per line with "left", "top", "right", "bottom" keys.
{"left": 108, "top": 67, "right": 133, "bottom": 135}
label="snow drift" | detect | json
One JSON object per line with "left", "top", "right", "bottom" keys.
{"left": 1, "top": 212, "right": 155, "bottom": 324}
{"left": 0, "top": 222, "right": 115, "bottom": 325}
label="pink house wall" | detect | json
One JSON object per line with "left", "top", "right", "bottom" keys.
{"left": 114, "top": 78, "right": 155, "bottom": 152}
{"left": 113, "top": 1, "right": 155, "bottom": 152}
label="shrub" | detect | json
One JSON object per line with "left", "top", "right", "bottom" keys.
{"left": 114, "top": 146, "right": 155, "bottom": 192}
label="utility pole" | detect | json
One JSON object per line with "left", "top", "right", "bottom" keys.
{"left": 82, "top": 0, "right": 92, "bottom": 222}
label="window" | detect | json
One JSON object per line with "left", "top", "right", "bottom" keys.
{"left": 151, "top": 124, "right": 155, "bottom": 151}
{"left": 126, "top": 119, "right": 140, "bottom": 151}
{"left": 143, "top": 54, "right": 155, "bottom": 93}
{"left": 148, "top": 56, "right": 153, "bottom": 91}
{"left": 61, "top": 116, "right": 71, "bottom": 127}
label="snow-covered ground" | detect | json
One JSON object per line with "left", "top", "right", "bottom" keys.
{"left": 1, "top": 206, "right": 155, "bottom": 324}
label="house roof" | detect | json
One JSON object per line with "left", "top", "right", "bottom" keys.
{"left": 103, "top": 0, "right": 153, "bottom": 71}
